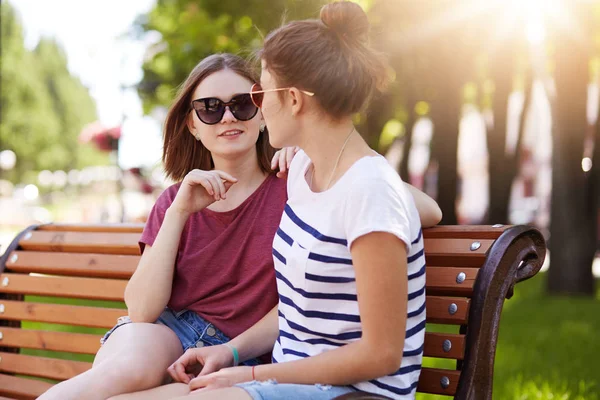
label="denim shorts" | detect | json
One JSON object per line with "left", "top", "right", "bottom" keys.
{"left": 100, "top": 308, "right": 260, "bottom": 366}
{"left": 236, "top": 380, "right": 357, "bottom": 400}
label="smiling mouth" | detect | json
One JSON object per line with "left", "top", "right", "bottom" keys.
{"left": 219, "top": 130, "right": 243, "bottom": 137}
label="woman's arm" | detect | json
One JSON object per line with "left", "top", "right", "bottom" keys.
{"left": 190, "top": 231, "right": 409, "bottom": 389}
{"left": 124, "top": 208, "right": 188, "bottom": 322}
{"left": 125, "top": 169, "right": 237, "bottom": 322}
{"left": 404, "top": 183, "right": 442, "bottom": 227}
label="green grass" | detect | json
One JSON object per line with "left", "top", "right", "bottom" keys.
{"left": 417, "top": 274, "right": 600, "bottom": 400}
{"left": 16, "top": 275, "right": 600, "bottom": 399}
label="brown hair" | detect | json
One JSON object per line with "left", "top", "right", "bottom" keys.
{"left": 163, "top": 53, "right": 275, "bottom": 182}
{"left": 260, "top": 1, "right": 389, "bottom": 119}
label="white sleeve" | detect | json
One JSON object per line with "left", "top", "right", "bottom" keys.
{"left": 343, "top": 177, "right": 413, "bottom": 251}
{"left": 286, "top": 149, "right": 310, "bottom": 197}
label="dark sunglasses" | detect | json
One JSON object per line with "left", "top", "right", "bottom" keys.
{"left": 249, "top": 83, "right": 315, "bottom": 108}
{"left": 191, "top": 93, "right": 259, "bottom": 125}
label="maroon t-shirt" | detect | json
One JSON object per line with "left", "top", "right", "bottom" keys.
{"left": 140, "top": 174, "right": 287, "bottom": 340}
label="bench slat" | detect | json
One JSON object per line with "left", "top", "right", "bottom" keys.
{"left": 425, "top": 267, "right": 478, "bottom": 297}
{"left": 0, "top": 327, "right": 101, "bottom": 354}
{"left": 6, "top": 251, "right": 139, "bottom": 279}
{"left": 0, "top": 374, "right": 53, "bottom": 400}
{"left": 0, "top": 300, "right": 123, "bottom": 328}
{"left": 424, "top": 332, "right": 465, "bottom": 360}
{"left": 417, "top": 368, "right": 460, "bottom": 395}
{"left": 0, "top": 352, "right": 91, "bottom": 381}
{"left": 426, "top": 296, "right": 470, "bottom": 325}
{"left": 38, "top": 223, "right": 144, "bottom": 233}
{"left": 424, "top": 238, "right": 493, "bottom": 267}
{"left": 423, "top": 225, "right": 508, "bottom": 239}
{"left": 0, "top": 273, "right": 127, "bottom": 301}
{"left": 18, "top": 232, "right": 140, "bottom": 255}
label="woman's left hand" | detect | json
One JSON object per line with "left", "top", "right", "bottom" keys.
{"left": 271, "top": 146, "right": 299, "bottom": 178}
{"left": 188, "top": 366, "right": 253, "bottom": 391}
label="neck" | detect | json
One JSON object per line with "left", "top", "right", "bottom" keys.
{"left": 212, "top": 148, "right": 266, "bottom": 190}
{"left": 300, "top": 116, "right": 368, "bottom": 191}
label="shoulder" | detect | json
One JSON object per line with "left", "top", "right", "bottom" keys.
{"left": 154, "top": 182, "right": 182, "bottom": 210}
{"left": 348, "top": 156, "right": 406, "bottom": 193}
{"left": 263, "top": 174, "right": 288, "bottom": 201}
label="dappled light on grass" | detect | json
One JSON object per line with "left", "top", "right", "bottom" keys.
{"left": 418, "top": 273, "right": 599, "bottom": 399}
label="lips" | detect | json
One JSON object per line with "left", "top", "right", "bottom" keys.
{"left": 219, "top": 129, "right": 243, "bottom": 137}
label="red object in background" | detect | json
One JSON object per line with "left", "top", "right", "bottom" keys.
{"left": 79, "top": 122, "right": 122, "bottom": 152}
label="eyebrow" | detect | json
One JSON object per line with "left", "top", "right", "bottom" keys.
{"left": 193, "top": 92, "right": 249, "bottom": 101}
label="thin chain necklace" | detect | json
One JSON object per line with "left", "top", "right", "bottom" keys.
{"left": 310, "top": 126, "right": 356, "bottom": 191}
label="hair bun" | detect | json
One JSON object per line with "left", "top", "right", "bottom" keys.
{"left": 320, "top": 1, "right": 370, "bottom": 44}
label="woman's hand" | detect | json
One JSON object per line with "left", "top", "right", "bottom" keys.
{"left": 271, "top": 146, "right": 299, "bottom": 178}
{"left": 170, "top": 169, "right": 238, "bottom": 215}
{"left": 188, "top": 366, "right": 253, "bottom": 391}
{"left": 168, "top": 345, "right": 235, "bottom": 384}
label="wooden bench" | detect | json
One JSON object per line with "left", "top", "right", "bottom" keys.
{"left": 0, "top": 223, "right": 546, "bottom": 400}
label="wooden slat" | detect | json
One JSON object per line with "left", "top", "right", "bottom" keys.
{"left": 0, "top": 374, "right": 53, "bottom": 400}
{"left": 424, "top": 238, "right": 493, "bottom": 267}
{"left": 424, "top": 332, "right": 465, "bottom": 360}
{"left": 18, "top": 231, "right": 140, "bottom": 255}
{"left": 0, "top": 352, "right": 91, "bottom": 381}
{"left": 417, "top": 368, "right": 460, "bottom": 395}
{"left": 423, "top": 225, "right": 508, "bottom": 239}
{"left": 0, "top": 300, "right": 124, "bottom": 328}
{"left": 0, "top": 327, "right": 101, "bottom": 354}
{"left": 38, "top": 223, "right": 144, "bottom": 233}
{"left": 6, "top": 251, "right": 139, "bottom": 279}
{"left": 0, "top": 273, "right": 126, "bottom": 301}
{"left": 426, "top": 267, "right": 478, "bottom": 297}
{"left": 426, "top": 296, "right": 470, "bottom": 325}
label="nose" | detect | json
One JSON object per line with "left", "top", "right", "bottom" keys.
{"left": 221, "top": 106, "right": 237, "bottom": 123}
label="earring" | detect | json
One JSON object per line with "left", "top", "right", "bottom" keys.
{"left": 194, "top": 134, "right": 200, "bottom": 141}
{"left": 259, "top": 123, "right": 266, "bottom": 133}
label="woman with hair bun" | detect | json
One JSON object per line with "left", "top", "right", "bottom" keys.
{"left": 114, "top": 2, "right": 430, "bottom": 400}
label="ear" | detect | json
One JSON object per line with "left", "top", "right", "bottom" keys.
{"left": 288, "top": 88, "right": 305, "bottom": 117}
{"left": 186, "top": 111, "right": 198, "bottom": 137}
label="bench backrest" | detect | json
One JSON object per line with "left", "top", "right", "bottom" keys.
{"left": 0, "top": 223, "right": 545, "bottom": 400}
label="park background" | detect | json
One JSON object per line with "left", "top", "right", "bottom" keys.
{"left": 0, "top": 0, "right": 599, "bottom": 398}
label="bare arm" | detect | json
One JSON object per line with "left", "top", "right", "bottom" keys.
{"left": 124, "top": 208, "right": 188, "bottom": 322}
{"left": 404, "top": 183, "right": 442, "bottom": 227}
{"left": 251, "top": 232, "right": 408, "bottom": 385}
{"left": 125, "top": 169, "right": 237, "bottom": 322}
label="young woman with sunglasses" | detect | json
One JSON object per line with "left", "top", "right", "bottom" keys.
{"left": 40, "top": 51, "right": 440, "bottom": 400}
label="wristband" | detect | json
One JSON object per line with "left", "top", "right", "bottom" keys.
{"left": 224, "top": 343, "right": 239, "bottom": 366}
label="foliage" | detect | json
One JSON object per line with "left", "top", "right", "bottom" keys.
{"left": 136, "top": 0, "right": 328, "bottom": 112}
{"left": 0, "top": 2, "right": 109, "bottom": 184}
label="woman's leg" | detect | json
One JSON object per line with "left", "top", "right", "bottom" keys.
{"left": 38, "top": 323, "right": 183, "bottom": 400}
{"left": 108, "top": 383, "right": 191, "bottom": 400}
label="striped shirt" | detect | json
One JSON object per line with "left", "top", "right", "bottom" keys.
{"left": 271, "top": 150, "right": 426, "bottom": 399}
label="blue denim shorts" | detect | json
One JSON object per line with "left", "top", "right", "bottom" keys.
{"left": 235, "top": 380, "right": 356, "bottom": 400}
{"left": 100, "top": 308, "right": 260, "bottom": 366}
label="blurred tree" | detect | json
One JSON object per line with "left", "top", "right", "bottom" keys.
{"left": 485, "top": 18, "right": 532, "bottom": 225}
{"left": 136, "top": 0, "right": 327, "bottom": 113}
{"left": 0, "top": 2, "right": 108, "bottom": 184}
{"left": 547, "top": 2, "right": 599, "bottom": 296}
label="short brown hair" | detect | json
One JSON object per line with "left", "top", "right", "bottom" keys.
{"left": 163, "top": 53, "right": 275, "bottom": 182}
{"left": 260, "top": 1, "right": 389, "bottom": 119}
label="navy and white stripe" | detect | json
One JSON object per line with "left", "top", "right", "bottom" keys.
{"left": 272, "top": 150, "right": 426, "bottom": 399}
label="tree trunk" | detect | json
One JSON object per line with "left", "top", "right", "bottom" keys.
{"left": 399, "top": 97, "right": 416, "bottom": 182}
{"left": 547, "top": 32, "right": 596, "bottom": 295}
{"left": 430, "top": 79, "right": 461, "bottom": 225}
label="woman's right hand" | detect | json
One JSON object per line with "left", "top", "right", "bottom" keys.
{"left": 170, "top": 169, "right": 238, "bottom": 215}
{"left": 168, "top": 345, "right": 235, "bottom": 384}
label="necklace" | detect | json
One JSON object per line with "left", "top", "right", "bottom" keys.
{"left": 310, "top": 126, "right": 356, "bottom": 191}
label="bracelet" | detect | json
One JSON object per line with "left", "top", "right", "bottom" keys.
{"left": 252, "top": 365, "right": 257, "bottom": 381}
{"left": 224, "top": 343, "right": 239, "bottom": 366}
